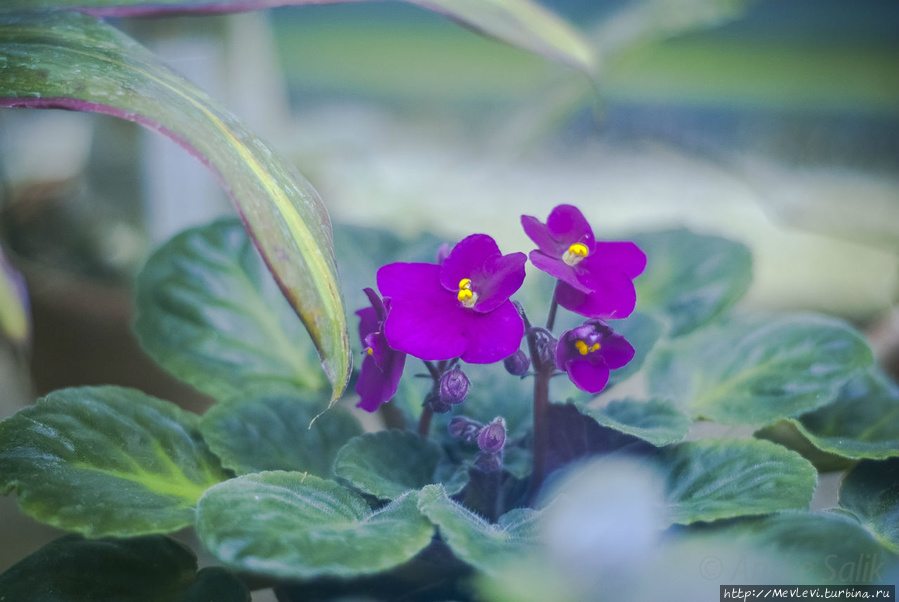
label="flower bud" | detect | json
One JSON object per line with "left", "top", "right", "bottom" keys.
{"left": 530, "top": 328, "right": 558, "bottom": 372}
{"left": 477, "top": 417, "right": 506, "bottom": 453}
{"left": 439, "top": 367, "right": 470, "bottom": 405}
{"left": 448, "top": 416, "right": 483, "bottom": 443}
{"left": 503, "top": 349, "right": 530, "bottom": 377}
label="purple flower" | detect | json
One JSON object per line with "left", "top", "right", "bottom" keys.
{"left": 555, "top": 319, "right": 635, "bottom": 394}
{"left": 377, "top": 234, "right": 527, "bottom": 364}
{"left": 355, "top": 288, "right": 407, "bottom": 412}
{"left": 521, "top": 204, "right": 646, "bottom": 319}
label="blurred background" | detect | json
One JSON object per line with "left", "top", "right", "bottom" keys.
{"left": 1, "top": 0, "right": 898, "bottom": 587}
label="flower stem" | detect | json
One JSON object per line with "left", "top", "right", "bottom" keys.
{"left": 417, "top": 360, "right": 442, "bottom": 437}
{"left": 529, "top": 364, "right": 552, "bottom": 498}
{"left": 524, "top": 324, "right": 554, "bottom": 499}
{"left": 418, "top": 405, "right": 434, "bottom": 437}
{"left": 545, "top": 293, "right": 559, "bottom": 331}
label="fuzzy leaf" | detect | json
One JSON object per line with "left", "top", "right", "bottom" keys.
{"left": 417, "top": 484, "right": 542, "bottom": 575}
{"left": 200, "top": 393, "right": 363, "bottom": 477}
{"left": 633, "top": 229, "right": 753, "bottom": 337}
{"left": 135, "top": 219, "right": 328, "bottom": 402}
{"left": 792, "top": 370, "right": 899, "bottom": 460}
{"left": 333, "top": 430, "right": 465, "bottom": 499}
{"left": 0, "top": 535, "right": 249, "bottom": 602}
{"left": 196, "top": 472, "right": 435, "bottom": 579}
{"left": 655, "top": 512, "right": 899, "bottom": 589}
{"left": 0, "top": 386, "right": 229, "bottom": 537}
{"left": 543, "top": 403, "right": 657, "bottom": 478}
{"left": 0, "top": 1, "right": 593, "bottom": 72}
{"left": 659, "top": 438, "right": 816, "bottom": 525}
{"left": 647, "top": 314, "right": 874, "bottom": 426}
{"left": 754, "top": 420, "right": 854, "bottom": 474}
{"left": 840, "top": 458, "right": 899, "bottom": 553}
{"left": 586, "top": 398, "right": 690, "bottom": 447}
{"left": 0, "top": 11, "right": 351, "bottom": 400}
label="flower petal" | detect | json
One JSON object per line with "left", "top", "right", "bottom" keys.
{"left": 521, "top": 214, "right": 564, "bottom": 257}
{"left": 356, "top": 348, "right": 407, "bottom": 412}
{"left": 474, "top": 251, "right": 527, "bottom": 313}
{"left": 600, "top": 332, "right": 635, "bottom": 369}
{"left": 528, "top": 250, "right": 587, "bottom": 292}
{"left": 439, "top": 234, "right": 502, "bottom": 292}
{"left": 459, "top": 300, "right": 524, "bottom": 364}
{"left": 567, "top": 359, "right": 610, "bottom": 394}
{"left": 585, "top": 241, "right": 647, "bottom": 279}
{"left": 356, "top": 306, "right": 379, "bottom": 342}
{"left": 546, "top": 204, "right": 594, "bottom": 249}
{"left": 554, "top": 272, "right": 637, "bottom": 319}
{"left": 378, "top": 262, "right": 468, "bottom": 360}
{"left": 362, "top": 287, "right": 387, "bottom": 322}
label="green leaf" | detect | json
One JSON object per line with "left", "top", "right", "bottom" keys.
{"left": 135, "top": 218, "right": 328, "bottom": 402}
{"left": 0, "top": 535, "right": 249, "bottom": 602}
{"left": 0, "top": 1, "right": 593, "bottom": 73}
{"left": 200, "top": 393, "right": 363, "bottom": 477}
{"left": 715, "top": 511, "right": 899, "bottom": 582}
{"left": 333, "top": 430, "right": 465, "bottom": 499}
{"left": 633, "top": 229, "right": 753, "bottom": 337}
{"left": 791, "top": 370, "right": 899, "bottom": 460}
{"left": 754, "top": 420, "right": 854, "bottom": 473}
{"left": 657, "top": 512, "right": 899, "bottom": 588}
{"left": 647, "top": 314, "right": 874, "bottom": 426}
{"left": 0, "top": 11, "right": 351, "bottom": 400}
{"left": 659, "top": 438, "right": 816, "bottom": 524}
{"left": 0, "top": 386, "right": 229, "bottom": 537}
{"left": 585, "top": 398, "right": 690, "bottom": 447}
{"left": 196, "top": 472, "right": 435, "bottom": 579}
{"left": 417, "top": 484, "right": 541, "bottom": 575}
{"left": 840, "top": 458, "right": 899, "bottom": 553}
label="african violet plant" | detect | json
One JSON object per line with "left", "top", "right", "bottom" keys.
{"left": 0, "top": 0, "right": 595, "bottom": 403}
{"left": 2, "top": 201, "right": 898, "bottom": 600}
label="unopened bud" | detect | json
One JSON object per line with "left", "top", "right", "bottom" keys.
{"left": 531, "top": 329, "right": 558, "bottom": 372}
{"left": 477, "top": 417, "right": 506, "bottom": 453}
{"left": 448, "top": 416, "right": 483, "bottom": 443}
{"left": 503, "top": 349, "right": 530, "bottom": 377}
{"left": 439, "top": 367, "right": 470, "bottom": 405}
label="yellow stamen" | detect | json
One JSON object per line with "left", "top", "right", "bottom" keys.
{"left": 457, "top": 278, "right": 478, "bottom": 308}
{"left": 366, "top": 347, "right": 374, "bottom": 355}
{"left": 563, "top": 242, "right": 589, "bottom": 266}
{"left": 574, "top": 340, "right": 601, "bottom": 356}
